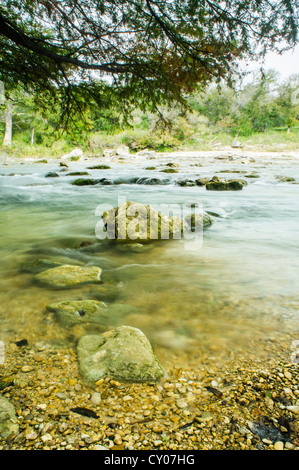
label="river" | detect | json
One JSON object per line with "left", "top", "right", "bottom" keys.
{"left": 1, "top": 150, "right": 299, "bottom": 370}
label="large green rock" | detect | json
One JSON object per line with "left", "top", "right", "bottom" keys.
{"left": 206, "top": 177, "right": 246, "bottom": 191}
{"left": 77, "top": 326, "right": 166, "bottom": 383}
{"left": 102, "top": 201, "right": 184, "bottom": 243}
{"left": 71, "top": 178, "right": 99, "bottom": 186}
{"left": 0, "top": 396, "right": 19, "bottom": 439}
{"left": 35, "top": 264, "right": 102, "bottom": 288}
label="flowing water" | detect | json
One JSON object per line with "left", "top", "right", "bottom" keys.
{"left": 1, "top": 150, "right": 299, "bottom": 369}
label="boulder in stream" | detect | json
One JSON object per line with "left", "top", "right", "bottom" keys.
{"left": 35, "top": 264, "right": 102, "bottom": 288}
{"left": 185, "top": 212, "right": 214, "bottom": 230}
{"left": 71, "top": 178, "right": 99, "bottom": 186}
{"left": 206, "top": 177, "right": 245, "bottom": 191}
{"left": 101, "top": 200, "right": 184, "bottom": 243}
{"left": 77, "top": 326, "right": 166, "bottom": 383}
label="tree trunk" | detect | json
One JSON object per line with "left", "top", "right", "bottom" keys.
{"left": 31, "top": 128, "right": 35, "bottom": 145}
{"left": 3, "top": 98, "right": 13, "bottom": 147}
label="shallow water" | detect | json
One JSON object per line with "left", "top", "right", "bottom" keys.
{"left": 1, "top": 151, "right": 299, "bottom": 368}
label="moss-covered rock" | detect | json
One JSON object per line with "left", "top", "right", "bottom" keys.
{"left": 46, "top": 299, "right": 136, "bottom": 325}
{"left": 35, "top": 264, "right": 102, "bottom": 288}
{"left": 67, "top": 171, "right": 90, "bottom": 176}
{"left": 20, "top": 258, "right": 61, "bottom": 274}
{"left": 206, "top": 178, "right": 245, "bottom": 191}
{"left": 0, "top": 396, "right": 19, "bottom": 439}
{"left": 115, "top": 242, "right": 154, "bottom": 253}
{"left": 71, "top": 178, "right": 99, "bottom": 186}
{"left": 177, "top": 179, "right": 197, "bottom": 187}
{"left": 195, "top": 177, "right": 210, "bottom": 186}
{"left": 102, "top": 201, "right": 184, "bottom": 243}
{"left": 45, "top": 172, "right": 59, "bottom": 178}
{"left": 77, "top": 326, "right": 166, "bottom": 383}
{"left": 87, "top": 164, "right": 111, "bottom": 170}
{"left": 46, "top": 299, "right": 110, "bottom": 325}
{"left": 185, "top": 212, "right": 214, "bottom": 231}
{"left": 160, "top": 168, "right": 178, "bottom": 173}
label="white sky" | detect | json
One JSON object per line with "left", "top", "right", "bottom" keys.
{"left": 244, "top": 44, "right": 299, "bottom": 82}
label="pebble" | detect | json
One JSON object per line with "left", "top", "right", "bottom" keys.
{"left": 90, "top": 392, "right": 102, "bottom": 405}
{"left": 25, "top": 429, "right": 38, "bottom": 440}
{"left": 274, "top": 441, "right": 284, "bottom": 450}
{"left": 21, "top": 366, "right": 34, "bottom": 372}
{"left": 286, "top": 405, "right": 299, "bottom": 414}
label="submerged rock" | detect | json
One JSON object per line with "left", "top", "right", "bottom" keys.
{"left": 20, "top": 258, "right": 61, "bottom": 274}
{"left": 35, "top": 264, "right": 102, "bottom": 288}
{"left": 77, "top": 326, "right": 166, "bottom": 383}
{"left": 185, "top": 212, "right": 214, "bottom": 230}
{"left": 160, "top": 168, "right": 178, "bottom": 173}
{"left": 87, "top": 165, "right": 111, "bottom": 170}
{"left": 101, "top": 200, "right": 183, "bottom": 243}
{"left": 195, "top": 177, "right": 210, "bottom": 186}
{"left": 177, "top": 179, "right": 197, "bottom": 187}
{"left": 275, "top": 176, "right": 296, "bottom": 183}
{"left": 66, "top": 171, "right": 90, "bottom": 176}
{"left": 46, "top": 299, "right": 136, "bottom": 325}
{"left": 0, "top": 396, "right": 19, "bottom": 439}
{"left": 115, "top": 242, "right": 154, "bottom": 253}
{"left": 71, "top": 178, "right": 99, "bottom": 186}
{"left": 165, "top": 162, "right": 179, "bottom": 168}
{"left": 45, "top": 172, "right": 59, "bottom": 178}
{"left": 248, "top": 417, "right": 291, "bottom": 444}
{"left": 136, "top": 177, "right": 170, "bottom": 185}
{"left": 206, "top": 177, "right": 245, "bottom": 191}
{"left": 46, "top": 299, "right": 110, "bottom": 325}
{"left": 96, "top": 178, "right": 113, "bottom": 185}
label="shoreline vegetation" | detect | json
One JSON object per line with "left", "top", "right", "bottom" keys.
{"left": 1, "top": 68, "right": 299, "bottom": 160}
{"left": 1, "top": 127, "right": 299, "bottom": 162}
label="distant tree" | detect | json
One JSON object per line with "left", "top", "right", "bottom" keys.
{"left": 0, "top": 0, "right": 298, "bottom": 128}
{"left": 2, "top": 97, "right": 13, "bottom": 147}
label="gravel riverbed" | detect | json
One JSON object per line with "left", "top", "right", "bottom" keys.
{"left": 1, "top": 333, "right": 299, "bottom": 451}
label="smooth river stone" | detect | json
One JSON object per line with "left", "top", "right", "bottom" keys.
{"left": 0, "top": 396, "right": 19, "bottom": 439}
{"left": 77, "top": 326, "right": 166, "bottom": 384}
{"left": 35, "top": 264, "right": 102, "bottom": 287}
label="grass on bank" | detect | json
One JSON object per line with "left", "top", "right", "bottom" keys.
{"left": 1, "top": 127, "right": 299, "bottom": 160}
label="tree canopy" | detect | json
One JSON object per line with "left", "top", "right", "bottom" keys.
{"left": 0, "top": 0, "right": 298, "bottom": 126}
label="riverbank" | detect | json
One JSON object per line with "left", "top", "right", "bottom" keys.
{"left": 1, "top": 327, "right": 299, "bottom": 451}
{"left": 1, "top": 148, "right": 299, "bottom": 450}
